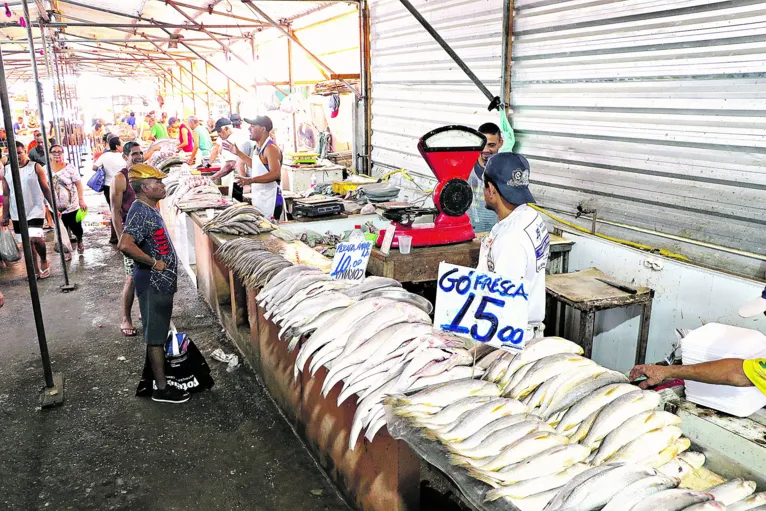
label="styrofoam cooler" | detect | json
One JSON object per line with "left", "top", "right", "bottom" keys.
{"left": 681, "top": 323, "right": 766, "bottom": 417}
{"left": 284, "top": 163, "right": 344, "bottom": 192}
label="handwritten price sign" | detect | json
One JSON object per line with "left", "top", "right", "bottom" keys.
{"left": 434, "top": 262, "right": 530, "bottom": 350}
{"left": 330, "top": 241, "right": 373, "bottom": 281}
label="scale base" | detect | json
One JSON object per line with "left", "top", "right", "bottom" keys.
{"left": 376, "top": 221, "right": 475, "bottom": 249}
{"left": 60, "top": 283, "right": 77, "bottom": 293}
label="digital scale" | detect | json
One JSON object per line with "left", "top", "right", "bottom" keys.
{"left": 376, "top": 125, "right": 486, "bottom": 249}
{"left": 293, "top": 196, "right": 345, "bottom": 218}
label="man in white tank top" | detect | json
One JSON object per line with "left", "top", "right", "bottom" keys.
{"left": 1, "top": 141, "right": 54, "bottom": 278}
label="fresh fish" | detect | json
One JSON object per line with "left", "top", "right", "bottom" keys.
{"left": 568, "top": 409, "right": 600, "bottom": 442}
{"left": 470, "top": 444, "right": 590, "bottom": 486}
{"left": 536, "top": 364, "right": 608, "bottom": 417}
{"left": 286, "top": 308, "right": 345, "bottom": 352}
{"left": 508, "top": 354, "right": 593, "bottom": 399}
{"left": 578, "top": 390, "right": 662, "bottom": 446}
{"left": 468, "top": 431, "right": 570, "bottom": 471}
{"left": 503, "top": 337, "right": 585, "bottom": 384}
{"left": 294, "top": 297, "right": 394, "bottom": 379}
{"left": 543, "top": 464, "right": 618, "bottom": 511}
{"left": 646, "top": 437, "right": 691, "bottom": 468}
{"left": 265, "top": 273, "right": 330, "bottom": 308}
{"left": 593, "top": 410, "right": 683, "bottom": 465}
{"left": 553, "top": 383, "right": 638, "bottom": 432}
{"left": 433, "top": 399, "right": 528, "bottom": 442}
{"left": 484, "top": 463, "right": 590, "bottom": 501}
{"left": 657, "top": 456, "right": 698, "bottom": 480}
{"left": 389, "top": 378, "right": 501, "bottom": 408}
{"left": 544, "top": 373, "right": 630, "bottom": 421}
{"left": 410, "top": 396, "right": 497, "bottom": 426}
{"left": 600, "top": 474, "right": 680, "bottom": 511}
{"left": 450, "top": 414, "right": 539, "bottom": 450}
{"left": 551, "top": 463, "right": 656, "bottom": 511}
{"left": 477, "top": 349, "right": 505, "bottom": 370}
{"left": 449, "top": 420, "right": 554, "bottom": 459}
{"left": 500, "top": 361, "right": 535, "bottom": 394}
{"left": 706, "top": 478, "right": 757, "bottom": 505}
{"left": 630, "top": 489, "right": 713, "bottom": 511}
{"left": 344, "top": 276, "right": 402, "bottom": 297}
{"left": 607, "top": 426, "right": 683, "bottom": 465}
{"left": 730, "top": 493, "right": 766, "bottom": 511}
{"left": 484, "top": 352, "right": 515, "bottom": 383}
{"left": 406, "top": 366, "right": 484, "bottom": 391}
{"left": 681, "top": 503, "right": 726, "bottom": 511}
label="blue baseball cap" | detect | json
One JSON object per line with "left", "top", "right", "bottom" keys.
{"left": 483, "top": 152, "right": 535, "bottom": 205}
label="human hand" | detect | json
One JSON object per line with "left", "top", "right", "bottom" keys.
{"left": 153, "top": 259, "right": 168, "bottom": 272}
{"left": 629, "top": 364, "right": 669, "bottom": 389}
{"left": 221, "top": 140, "right": 235, "bottom": 154}
{"left": 79, "top": 199, "right": 88, "bottom": 212}
{"left": 187, "top": 158, "right": 195, "bottom": 165}
{"left": 234, "top": 175, "right": 251, "bottom": 187}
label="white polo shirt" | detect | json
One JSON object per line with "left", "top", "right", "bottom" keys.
{"left": 476, "top": 204, "right": 550, "bottom": 327}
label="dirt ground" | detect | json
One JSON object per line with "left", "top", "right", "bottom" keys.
{"left": 0, "top": 187, "right": 349, "bottom": 511}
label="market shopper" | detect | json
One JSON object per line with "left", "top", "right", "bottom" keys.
{"left": 50, "top": 144, "right": 87, "bottom": 254}
{"left": 119, "top": 163, "right": 189, "bottom": 404}
{"left": 178, "top": 117, "right": 195, "bottom": 164}
{"left": 225, "top": 115, "right": 283, "bottom": 219}
{"left": 27, "top": 130, "right": 43, "bottom": 152}
{"left": 111, "top": 141, "right": 142, "bottom": 337}
{"left": 468, "top": 123, "right": 503, "bottom": 234}
{"left": 27, "top": 133, "right": 47, "bottom": 166}
{"left": 630, "top": 287, "right": 766, "bottom": 393}
{"left": 149, "top": 116, "right": 168, "bottom": 141}
{"left": 209, "top": 118, "right": 250, "bottom": 201}
{"left": 93, "top": 136, "right": 125, "bottom": 244}
{"left": 477, "top": 152, "right": 549, "bottom": 339}
{"left": 230, "top": 113, "right": 242, "bottom": 129}
{"left": 1, "top": 141, "right": 55, "bottom": 278}
{"left": 189, "top": 116, "right": 213, "bottom": 165}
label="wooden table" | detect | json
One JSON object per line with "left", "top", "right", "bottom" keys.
{"left": 367, "top": 233, "right": 575, "bottom": 283}
{"left": 546, "top": 267, "right": 654, "bottom": 364}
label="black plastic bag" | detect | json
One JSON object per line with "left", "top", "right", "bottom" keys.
{"left": 135, "top": 337, "right": 215, "bottom": 397}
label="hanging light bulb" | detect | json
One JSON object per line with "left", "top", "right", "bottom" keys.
{"left": 18, "top": 16, "right": 26, "bottom": 28}
{"left": 4, "top": 3, "right": 11, "bottom": 18}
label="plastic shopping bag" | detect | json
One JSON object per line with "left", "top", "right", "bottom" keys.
{"left": 499, "top": 110, "right": 516, "bottom": 152}
{"left": 0, "top": 227, "right": 21, "bottom": 262}
{"left": 87, "top": 167, "right": 105, "bottom": 193}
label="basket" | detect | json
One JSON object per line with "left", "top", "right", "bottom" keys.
{"left": 333, "top": 178, "right": 377, "bottom": 195}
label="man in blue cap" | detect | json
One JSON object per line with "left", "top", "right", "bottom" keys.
{"left": 478, "top": 152, "right": 550, "bottom": 339}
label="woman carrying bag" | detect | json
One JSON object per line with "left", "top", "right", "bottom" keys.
{"left": 50, "top": 144, "right": 87, "bottom": 254}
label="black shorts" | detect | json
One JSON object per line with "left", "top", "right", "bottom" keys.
{"left": 137, "top": 287, "right": 174, "bottom": 346}
{"left": 12, "top": 218, "right": 44, "bottom": 231}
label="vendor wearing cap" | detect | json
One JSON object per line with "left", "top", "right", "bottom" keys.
{"left": 630, "top": 287, "right": 766, "bottom": 395}
{"left": 209, "top": 118, "right": 251, "bottom": 201}
{"left": 118, "top": 164, "right": 188, "bottom": 404}
{"left": 478, "top": 152, "right": 550, "bottom": 339}
{"left": 223, "top": 115, "right": 283, "bottom": 219}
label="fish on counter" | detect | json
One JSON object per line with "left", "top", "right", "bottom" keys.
{"left": 706, "top": 478, "right": 757, "bottom": 505}
{"left": 203, "top": 203, "right": 277, "bottom": 235}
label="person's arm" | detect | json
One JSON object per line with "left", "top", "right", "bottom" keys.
{"left": 251, "top": 145, "right": 281, "bottom": 184}
{"left": 1, "top": 176, "right": 10, "bottom": 226}
{"left": 92, "top": 153, "right": 102, "bottom": 171}
{"left": 188, "top": 129, "right": 199, "bottom": 164}
{"left": 34, "top": 163, "right": 53, "bottom": 207}
{"left": 75, "top": 179, "right": 87, "bottom": 212}
{"left": 210, "top": 160, "right": 235, "bottom": 181}
{"left": 224, "top": 140, "right": 252, "bottom": 169}
{"left": 110, "top": 173, "right": 126, "bottom": 234}
{"left": 629, "top": 359, "right": 753, "bottom": 389}
{"left": 118, "top": 233, "right": 167, "bottom": 271}
{"left": 209, "top": 141, "right": 221, "bottom": 163}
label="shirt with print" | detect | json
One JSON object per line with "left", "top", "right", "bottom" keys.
{"left": 123, "top": 200, "right": 178, "bottom": 295}
{"left": 476, "top": 203, "right": 550, "bottom": 326}
{"left": 52, "top": 163, "right": 81, "bottom": 214}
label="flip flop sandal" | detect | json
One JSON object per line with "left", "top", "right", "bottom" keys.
{"left": 38, "top": 268, "right": 51, "bottom": 279}
{"left": 121, "top": 327, "right": 138, "bottom": 337}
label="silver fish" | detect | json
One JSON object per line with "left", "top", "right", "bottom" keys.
{"left": 706, "top": 478, "right": 757, "bottom": 506}
{"left": 549, "top": 381, "right": 635, "bottom": 428}
{"left": 470, "top": 444, "right": 589, "bottom": 487}
{"left": 543, "top": 464, "right": 618, "bottom": 511}
{"left": 600, "top": 474, "right": 680, "bottom": 511}
{"left": 728, "top": 491, "right": 766, "bottom": 511}
{"left": 484, "top": 463, "right": 590, "bottom": 501}
{"left": 630, "top": 489, "right": 713, "bottom": 511}
{"left": 552, "top": 463, "right": 656, "bottom": 511}
{"left": 449, "top": 420, "right": 554, "bottom": 459}
{"left": 593, "top": 410, "right": 682, "bottom": 465}
{"left": 578, "top": 389, "right": 661, "bottom": 445}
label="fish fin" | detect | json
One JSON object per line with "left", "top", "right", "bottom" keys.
{"left": 466, "top": 469, "right": 502, "bottom": 488}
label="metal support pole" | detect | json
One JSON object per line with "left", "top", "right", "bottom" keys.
{"left": 40, "top": 27, "right": 62, "bottom": 145}
{"left": 65, "top": 62, "right": 82, "bottom": 169}
{"left": 22, "top": 0, "right": 74, "bottom": 290}
{"left": 396, "top": 0, "right": 501, "bottom": 111}
{"left": 227, "top": 78, "right": 232, "bottom": 113}
{"left": 287, "top": 33, "right": 297, "bottom": 153}
{"left": 500, "top": 0, "right": 513, "bottom": 113}
{"left": 189, "top": 62, "right": 197, "bottom": 116}
{"left": 243, "top": 0, "right": 360, "bottom": 98}
{"left": 0, "top": 46, "right": 57, "bottom": 390}
{"left": 359, "top": 0, "right": 372, "bottom": 174}
{"left": 52, "top": 50, "right": 71, "bottom": 165}
{"left": 204, "top": 62, "right": 210, "bottom": 115}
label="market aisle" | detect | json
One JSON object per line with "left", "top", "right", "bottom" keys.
{"left": 0, "top": 185, "right": 349, "bottom": 510}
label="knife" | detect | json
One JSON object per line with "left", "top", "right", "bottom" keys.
{"left": 595, "top": 277, "right": 638, "bottom": 294}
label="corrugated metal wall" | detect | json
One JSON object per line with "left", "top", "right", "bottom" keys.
{"left": 512, "top": 0, "right": 766, "bottom": 263}
{"left": 369, "top": 0, "right": 505, "bottom": 195}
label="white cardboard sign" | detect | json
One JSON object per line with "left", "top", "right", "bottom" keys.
{"left": 434, "top": 262, "right": 530, "bottom": 350}
{"left": 330, "top": 240, "right": 373, "bottom": 281}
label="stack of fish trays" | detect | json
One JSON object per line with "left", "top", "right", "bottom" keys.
{"left": 682, "top": 323, "right": 766, "bottom": 417}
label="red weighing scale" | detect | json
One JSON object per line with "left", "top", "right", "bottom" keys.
{"left": 376, "top": 125, "right": 486, "bottom": 249}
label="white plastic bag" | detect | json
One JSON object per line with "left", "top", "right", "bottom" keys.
{"left": 0, "top": 227, "right": 20, "bottom": 262}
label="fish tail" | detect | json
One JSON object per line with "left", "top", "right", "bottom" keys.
{"left": 447, "top": 453, "right": 471, "bottom": 467}
{"left": 483, "top": 488, "right": 505, "bottom": 502}
{"left": 467, "top": 469, "right": 501, "bottom": 488}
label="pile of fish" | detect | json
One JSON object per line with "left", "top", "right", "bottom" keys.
{"left": 204, "top": 203, "right": 277, "bottom": 235}
{"left": 254, "top": 264, "right": 491, "bottom": 449}
{"left": 171, "top": 175, "right": 230, "bottom": 211}
{"left": 215, "top": 238, "right": 293, "bottom": 290}
{"left": 390, "top": 337, "right": 764, "bottom": 511}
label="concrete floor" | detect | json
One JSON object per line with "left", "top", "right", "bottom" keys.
{"left": 0, "top": 189, "right": 349, "bottom": 511}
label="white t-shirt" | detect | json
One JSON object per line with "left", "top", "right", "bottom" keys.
{"left": 477, "top": 204, "right": 550, "bottom": 327}
{"left": 219, "top": 128, "right": 251, "bottom": 163}
{"left": 94, "top": 151, "right": 125, "bottom": 187}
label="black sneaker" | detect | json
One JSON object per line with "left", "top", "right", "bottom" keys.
{"left": 152, "top": 387, "right": 190, "bottom": 404}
